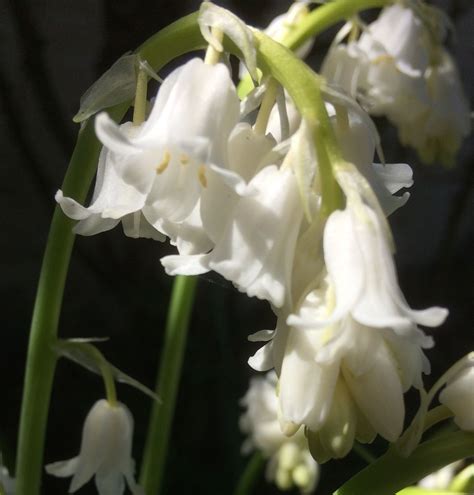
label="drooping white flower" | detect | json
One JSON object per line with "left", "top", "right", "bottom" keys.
{"left": 240, "top": 372, "right": 319, "bottom": 494}
{"left": 56, "top": 126, "right": 164, "bottom": 241}
{"left": 289, "top": 195, "right": 448, "bottom": 334}
{"left": 279, "top": 291, "right": 431, "bottom": 450}
{"left": 96, "top": 58, "right": 241, "bottom": 226}
{"left": 329, "top": 103, "right": 413, "bottom": 216}
{"left": 321, "top": 3, "right": 470, "bottom": 164}
{"left": 45, "top": 399, "right": 142, "bottom": 495}
{"left": 439, "top": 365, "right": 474, "bottom": 431}
{"left": 162, "top": 164, "right": 304, "bottom": 308}
{"left": 396, "top": 49, "right": 471, "bottom": 166}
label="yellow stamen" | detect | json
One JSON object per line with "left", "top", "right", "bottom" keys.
{"left": 198, "top": 165, "right": 207, "bottom": 188}
{"left": 156, "top": 151, "right": 171, "bottom": 174}
{"left": 180, "top": 153, "right": 189, "bottom": 165}
{"left": 372, "top": 54, "right": 393, "bottom": 65}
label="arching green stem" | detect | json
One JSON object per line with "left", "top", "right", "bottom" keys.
{"left": 284, "top": 0, "right": 391, "bottom": 51}
{"left": 15, "top": 115, "right": 114, "bottom": 495}
{"left": 15, "top": 13, "right": 204, "bottom": 495}
{"left": 254, "top": 30, "right": 344, "bottom": 214}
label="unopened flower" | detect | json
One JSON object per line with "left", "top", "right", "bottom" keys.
{"left": 439, "top": 365, "right": 474, "bottom": 431}
{"left": 240, "top": 372, "right": 319, "bottom": 493}
{"left": 45, "top": 399, "right": 142, "bottom": 495}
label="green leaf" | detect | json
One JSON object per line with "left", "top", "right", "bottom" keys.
{"left": 54, "top": 339, "right": 160, "bottom": 402}
{"left": 334, "top": 430, "right": 474, "bottom": 495}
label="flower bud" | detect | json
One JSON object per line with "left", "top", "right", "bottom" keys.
{"left": 439, "top": 366, "right": 474, "bottom": 431}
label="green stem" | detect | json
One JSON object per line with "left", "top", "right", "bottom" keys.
{"left": 15, "top": 14, "right": 208, "bottom": 495}
{"left": 334, "top": 430, "right": 474, "bottom": 495}
{"left": 139, "top": 275, "right": 197, "bottom": 495}
{"left": 284, "top": 0, "right": 391, "bottom": 51}
{"left": 132, "top": 67, "right": 148, "bottom": 126}
{"left": 423, "top": 405, "right": 453, "bottom": 432}
{"left": 233, "top": 452, "right": 266, "bottom": 495}
{"left": 15, "top": 118, "right": 107, "bottom": 495}
{"left": 254, "top": 30, "right": 344, "bottom": 214}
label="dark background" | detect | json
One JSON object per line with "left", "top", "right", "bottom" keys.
{"left": 1, "top": 0, "right": 473, "bottom": 493}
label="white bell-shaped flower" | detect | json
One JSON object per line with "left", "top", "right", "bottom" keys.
{"left": 279, "top": 300, "right": 429, "bottom": 447}
{"left": 240, "top": 372, "right": 320, "bottom": 494}
{"left": 322, "top": 4, "right": 469, "bottom": 164}
{"left": 95, "top": 57, "right": 241, "bottom": 225}
{"left": 162, "top": 164, "right": 304, "bottom": 308}
{"left": 289, "top": 200, "right": 448, "bottom": 333}
{"left": 397, "top": 50, "right": 471, "bottom": 165}
{"left": 439, "top": 366, "right": 474, "bottom": 431}
{"left": 56, "top": 126, "right": 164, "bottom": 241}
{"left": 45, "top": 399, "right": 142, "bottom": 495}
{"left": 329, "top": 104, "right": 413, "bottom": 216}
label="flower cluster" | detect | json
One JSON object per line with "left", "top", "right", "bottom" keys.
{"left": 240, "top": 372, "right": 319, "bottom": 493}
{"left": 51, "top": 1, "right": 471, "bottom": 491}
{"left": 322, "top": 2, "right": 471, "bottom": 165}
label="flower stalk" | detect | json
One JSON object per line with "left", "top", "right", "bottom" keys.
{"left": 15, "top": 119, "right": 109, "bottom": 495}
{"left": 132, "top": 65, "right": 148, "bottom": 126}
{"left": 233, "top": 452, "right": 265, "bottom": 495}
{"left": 139, "top": 275, "right": 197, "bottom": 495}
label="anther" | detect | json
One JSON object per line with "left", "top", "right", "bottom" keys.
{"left": 198, "top": 164, "right": 208, "bottom": 188}
{"left": 156, "top": 151, "right": 171, "bottom": 174}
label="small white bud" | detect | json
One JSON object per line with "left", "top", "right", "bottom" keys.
{"left": 439, "top": 366, "right": 474, "bottom": 431}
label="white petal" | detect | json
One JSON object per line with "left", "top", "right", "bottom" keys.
{"left": 279, "top": 328, "right": 340, "bottom": 431}
{"left": 322, "top": 210, "right": 364, "bottom": 325}
{"left": 121, "top": 212, "right": 165, "bottom": 241}
{"left": 248, "top": 329, "right": 274, "bottom": 342}
{"left": 439, "top": 367, "right": 474, "bottom": 431}
{"left": 248, "top": 342, "right": 275, "bottom": 372}
{"left": 372, "top": 162, "right": 413, "bottom": 194}
{"left": 45, "top": 457, "right": 79, "bottom": 478}
{"left": 319, "top": 380, "right": 357, "bottom": 458}
{"left": 343, "top": 338, "right": 404, "bottom": 441}
{"left": 95, "top": 469, "right": 125, "bottom": 495}
{"left": 73, "top": 216, "right": 120, "bottom": 236}
{"left": 209, "top": 166, "right": 303, "bottom": 308}
{"left": 56, "top": 190, "right": 92, "bottom": 221}
{"left": 95, "top": 113, "right": 140, "bottom": 155}
{"left": 160, "top": 254, "right": 210, "bottom": 276}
